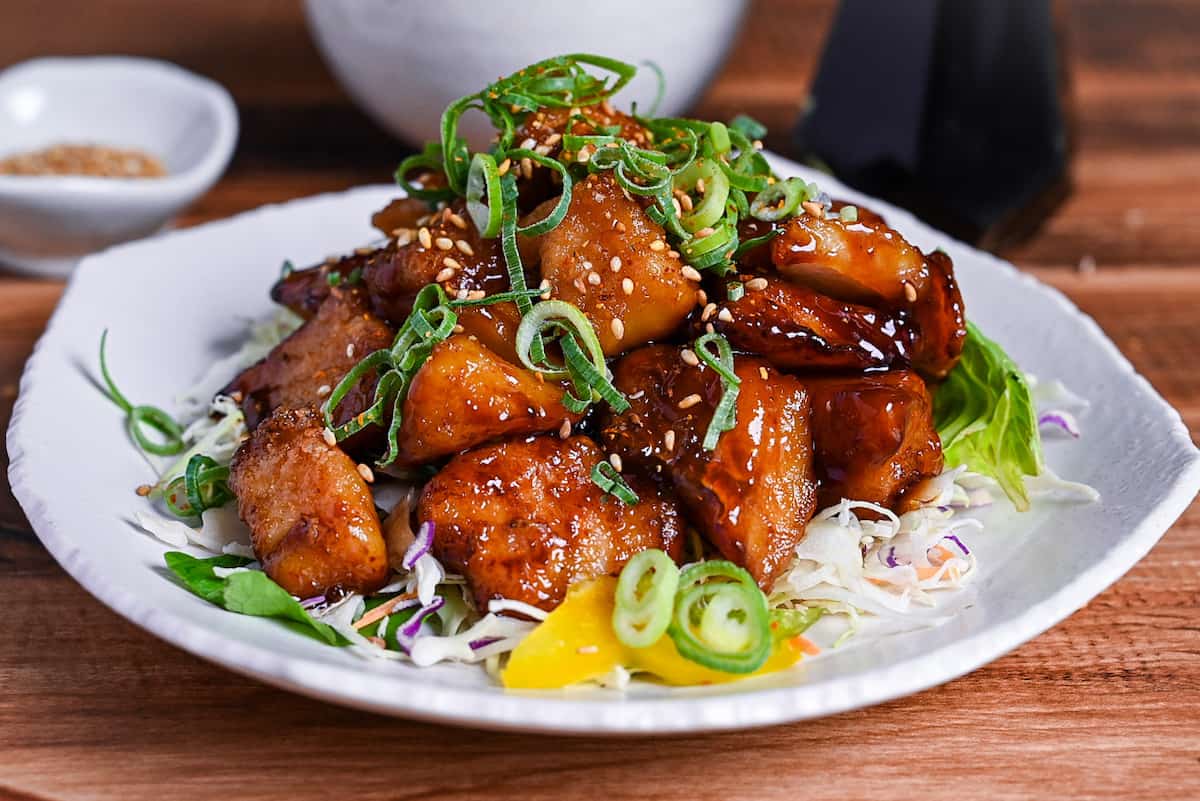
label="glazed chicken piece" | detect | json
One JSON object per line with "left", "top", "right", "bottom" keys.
{"left": 706, "top": 274, "right": 909, "bottom": 372}
{"left": 270, "top": 250, "right": 373, "bottom": 320}
{"left": 804, "top": 370, "right": 944, "bottom": 511}
{"left": 771, "top": 208, "right": 931, "bottom": 307}
{"left": 371, "top": 197, "right": 434, "bottom": 238}
{"left": 602, "top": 346, "right": 817, "bottom": 589}
{"left": 397, "top": 335, "right": 581, "bottom": 465}
{"left": 420, "top": 435, "right": 685, "bottom": 612}
{"left": 516, "top": 104, "right": 651, "bottom": 159}
{"left": 535, "top": 172, "right": 696, "bottom": 356}
{"left": 906, "top": 250, "right": 967, "bottom": 380}
{"left": 222, "top": 289, "right": 395, "bottom": 431}
{"left": 229, "top": 407, "right": 389, "bottom": 597}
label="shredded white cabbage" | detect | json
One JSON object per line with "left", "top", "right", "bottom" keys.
{"left": 134, "top": 506, "right": 253, "bottom": 556}
{"left": 176, "top": 307, "right": 302, "bottom": 416}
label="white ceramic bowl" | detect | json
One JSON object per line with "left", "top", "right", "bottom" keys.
{"left": 0, "top": 57, "right": 238, "bottom": 278}
{"left": 304, "top": 0, "right": 749, "bottom": 147}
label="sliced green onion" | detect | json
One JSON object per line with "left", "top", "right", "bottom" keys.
{"left": 590, "top": 460, "right": 640, "bottom": 506}
{"left": 708, "top": 121, "right": 731, "bottom": 155}
{"left": 674, "top": 158, "right": 730, "bottom": 234}
{"left": 749, "top": 178, "right": 806, "bottom": 222}
{"left": 394, "top": 141, "right": 456, "bottom": 203}
{"left": 726, "top": 281, "right": 745, "bottom": 302}
{"left": 465, "top": 152, "right": 503, "bottom": 238}
{"left": 613, "top": 549, "right": 678, "bottom": 647}
{"left": 693, "top": 332, "right": 740, "bottom": 450}
{"left": 668, "top": 561, "right": 771, "bottom": 674}
{"left": 164, "top": 454, "right": 234, "bottom": 519}
{"left": 728, "top": 114, "right": 768, "bottom": 142}
{"left": 839, "top": 205, "right": 859, "bottom": 223}
{"left": 733, "top": 227, "right": 782, "bottom": 257}
{"left": 99, "top": 330, "right": 185, "bottom": 457}
{"left": 639, "top": 60, "right": 666, "bottom": 117}
{"left": 515, "top": 300, "right": 629, "bottom": 414}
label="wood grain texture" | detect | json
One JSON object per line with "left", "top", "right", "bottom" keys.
{"left": 2, "top": 1, "right": 1199, "bottom": 799}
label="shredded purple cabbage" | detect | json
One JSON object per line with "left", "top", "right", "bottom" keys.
{"left": 402, "top": 521, "right": 435, "bottom": 570}
{"left": 395, "top": 595, "right": 445, "bottom": 652}
{"left": 943, "top": 534, "right": 971, "bottom": 556}
{"left": 470, "top": 637, "right": 502, "bottom": 651}
{"left": 1038, "top": 410, "right": 1080, "bottom": 438}
{"left": 299, "top": 594, "right": 326, "bottom": 610}
{"left": 884, "top": 547, "right": 900, "bottom": 568}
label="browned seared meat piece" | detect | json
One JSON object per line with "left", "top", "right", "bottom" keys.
{"left": 229, "top": 407, "right": 389, "bottom": 597}
{"left": 397, "top": 335, "right": 582, "bottom": 465}
{"left": 221, "top": 289, "right": 395, "bottom": 431}
{"left": 363, "top": 202, "right": 526, "bottom": 362}
{"left": 535, "top": 172, "right": 696, "bottom": 356}
{"left": 706, "top": 274, "right": 909, "bottom": 372}
{"left": 906, "top": 250, "right": 967, "bottom": 380}
{"left": 270, "top": 250, "right": 375, "bottom": 320}
{"left": 371, "top": 197, "right": 434, "bottom": 238}
{"left": 771, "top": 208, "right": 931, "bottom": 306}
{"left": 804, "top": 370, "right": 944, "bottom": 511}
{"left": 420, "top": 435, "right": 685, "bottom": 612}
{"left": 602, "top": 345, "right": 817, "bottom": 589}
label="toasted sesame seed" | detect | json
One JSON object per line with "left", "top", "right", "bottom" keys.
{"left": 519, "top": 137, "right": 537, "bottom": 151}
{"left": 695, "top": 226, "right": 715, "bottom": 238}
{"left": 650, "top": 240, "right": 666, "bottom": 252}
{"left": 497, "top": 158, "right": 511, "bottom": 176}
{"left": 357, "top": 464, "right": 374, "bottom": 483}
{"left": 664, "top": 429, "right": 676, "bottom": 452}
{"left": 559, "top": 418, "right": 572, "bottom": 439}
{"left": 322, "top": 427, "right": 337, "bottom": 447}
{"left": 609, "top": 453, "right": 623, "bottom": 472}
{"left": 705, "top": 322, "right": 715, "bottom": 334}
{"left": 678, "top": 394, "right": 702, "bottom": 410}
{"left": 456, "top": 288, "right": 469, "bottom": 301}
{"left": 434, "top": 236, "right": 453, "bottom": 251}
{"left": 700, "top": 302, "right": 717, "bottom": 322}
{"left": 394, "top": 229, "right": 413, "bottom": 246}
{"left": 680, "top": 348, "right": 699, "bottom": 366}
{"left": 136, "top": 484, "right": 152, "bottom": 497}
{"left": 668, "top": 249, "right": 680, "bottom": 259}
{"left": 681, "top": 265, "right": 703, "bottom": 282}
{"left": 745, "top": 277, "right": 769, "bottom": 291}
{"left": 573, "top": 277, "right": 586, "bottom": 292}
{"left": 717, "top": 307, "right": 734, "bottom": 323}
{"left": 520, "top": 157, "right": 533, "bottom": 179}
{"left": 903, "top": 280, "right": 918, "bottom": 302}
{"left": 443, "top": 256, "right": 462, "bottom": 271}
{"left": 467, "top": 289, "right": 486, "bottom": 301}
{"left": 601, "top": 100, "right": 616, "bottom": 116}
{"left": 696, "top": 289, "right": 708, "bottom": 306}
{"left": 610, "top": 256, "right": 622, "bottom": 272}
{"left": 316, "top": 384, "right": 331, "bottom": 397}
{"left": 802, "top": 200, "right": 824, "bottom": 217}
{"left": 534, "top": 144, "right": 552, "bottom": 156}
{"left": 455, "top": 239, "right": 474, "bottom": 256}
{"left": 587, "top": 271, "right": 602, "bottom": 286}
{"left": 672, "top": 197, "right": 683, "bottom": 216}
{"left": 544, "top": 132, "right": 563, "bottom": 147}
{"left": 611, "top": 318, "right": 625, "bottom": 340}
{"left": 621, "top": 277, "right": 634, "bottom": 295}
{"left": 418, "top": 227, "right": 432, "bottom": 249}
{"left": 696, "top": 177, "right": 706, "bottom": 195}
{"left": 452, "top": 324, "right": 465, "bottom": 334}
{"left": 759, "top": 366, "right": 770, "bottom": 380}
{"left": 435, "top": 267, "right": 456, "bottom": 282}
{"left": 679, "top": 193, "right": 694, "bottom": 213}
{"left": 346, "top": 343, "right": 356, "bottom": 359}
{"left": 615, "top": 221, "right": 627, "bottom": 234}
{"left": 448, "top": 212, "right": 468, "bottom": 230}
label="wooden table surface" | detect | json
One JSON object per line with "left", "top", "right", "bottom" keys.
{"left": 3, "top": 2, "right": 1199, "bottom": 799}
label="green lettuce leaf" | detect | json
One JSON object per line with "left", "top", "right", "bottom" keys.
{"left": 933, "top": 322, "right": 1043, "bottom": 511}
{"left": 164, "top": 551, "right": 346, "bottom": 646}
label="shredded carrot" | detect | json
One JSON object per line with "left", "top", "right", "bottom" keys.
{"left": 793, "top": 636, "right": 821, "bottom": 656}
{"left": 352, "top": 591, "right": 418, "bottom": 630}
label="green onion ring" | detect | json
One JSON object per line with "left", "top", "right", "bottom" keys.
{"left": 667, "top": 560, "right": 771, "bottom": 674}
{"left": 613, "top": 549, "right": 678, "bottom": 646}
{"left": 590, "top": 461, "right": 640, "bottom": 507}
{"left": 466, "top": 152, "right": 503, "bottom": 238}
{"left": 749, "top": 178, "right": 805, "bottom": 222}
{"left": 99, "top": 330, "right": 185, "bottom": 457}
{"left": 674, "top": 158, "right": 730, "bottom": 234}
{"left": 693, "top": 332, "right": 741, "bottom": 450}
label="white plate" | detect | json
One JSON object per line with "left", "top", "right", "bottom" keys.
{"left": 9, "top": 157, "right": 1200, "bottom": 734}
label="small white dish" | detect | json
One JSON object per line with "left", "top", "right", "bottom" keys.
{"left": 0, "top": 57, "right": 237, "bottom": 278}
{"left": 8, "top": 156, "right": 1200, "bottom": 734}
{"left": 304, "top": 0, "right": 748, "bottom": 147}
